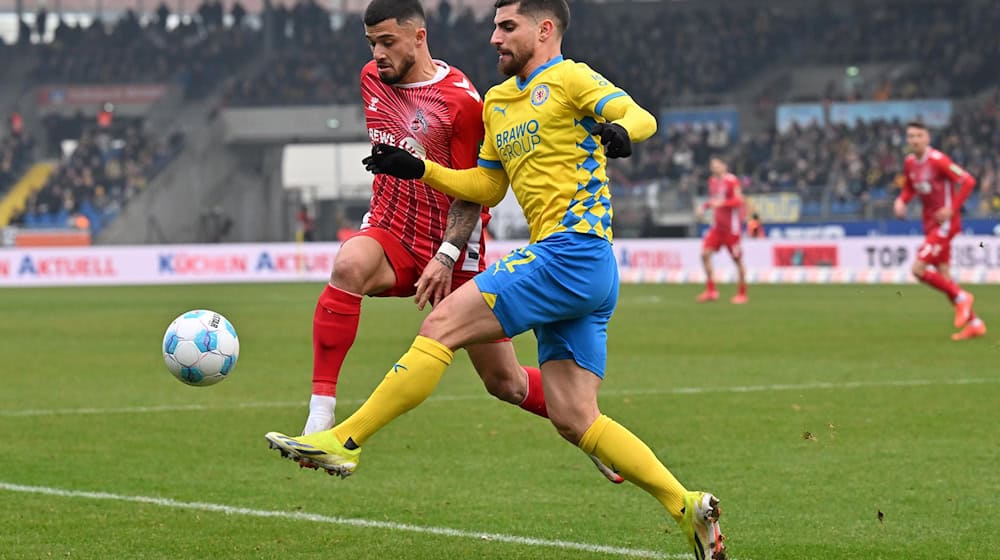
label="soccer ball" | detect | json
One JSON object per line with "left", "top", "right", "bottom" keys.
{"left": 162, "top": 309, "right": 240, "bottom": 386}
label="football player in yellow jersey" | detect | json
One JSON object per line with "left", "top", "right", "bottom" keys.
{"left": 265, "top": 1, "right": 726, "bottom": 558}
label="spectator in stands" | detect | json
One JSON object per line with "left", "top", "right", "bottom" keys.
{"left": 746, "top": 213, "right": 765, "bottom": 238}
{"left": 18, "top": 18, "right": 31, "bottom": 46}
{"left": 200, "top": 206, "right": 232, "bottom": 242}
{"left": 156, "top": 2, "right": 170, "bottom": 30}
{"left": 232, "top": 1, "right": 248, "bottom": 28}
{"left": 35, "top": 6, "right": 48, "bottom": 40}
{"left": 296, "top": 204, "right": 315, "bottom": 242}
{"left": 0, "top": 116, "right": 33, "bottom": 196}
{"left": 437, "top": 0, "right": 452, "bottom": 26}
{"left": 9, "top": 112, "right": 23, "bottom": 137}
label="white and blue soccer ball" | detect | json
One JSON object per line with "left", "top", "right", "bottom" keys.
{"left": 162, "top": 309, "right": 240, "bottom": 386}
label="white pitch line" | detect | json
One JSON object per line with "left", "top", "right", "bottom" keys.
{"left": 0, "top": 400, "right": 308, "bottom": 417}
{"left": 0, "top": 482, "right": 682, "bottom": 559}
{"left": 601, "top": 376, "right": 999, "bottom": 397}
{"left": 1, "top": 376, "right": 996, "bottom": 418}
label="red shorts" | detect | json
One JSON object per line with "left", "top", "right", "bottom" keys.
{"left": 703, "top": 229, "right": 742, "bottom": 258}
{"left": 917, "top": 228, "right": 956, "bottom": 267}
{"left": 350, "top": 227, "right": 480, "bottom": 298}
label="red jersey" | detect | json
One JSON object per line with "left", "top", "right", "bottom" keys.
{"left": 361, "top": 59, "right": 488, "bottom": 271}
{"left": 901, "top": 147, "right": 975, "bottom": 237}
{"left": 705, "top": 173, "right": 743, "bottom": 235}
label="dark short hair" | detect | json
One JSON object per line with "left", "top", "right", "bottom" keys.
{"left": 494, "top": 0, "right": 570, "bottom": 34}
{"left": 364, "top": 0, "right": 425, "bottom": 27}
{"left": 906, "top": 121, "right": 928, "bottom": 131}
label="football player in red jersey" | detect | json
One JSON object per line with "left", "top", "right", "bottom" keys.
{"left": 696, "top": 157, "right": 747, "bottom": 304}
{"left": 299, "top": 0, "right": 622, "bottom": 481}
{"left": 895, "top": 122, "right": 985, "bottom": 340}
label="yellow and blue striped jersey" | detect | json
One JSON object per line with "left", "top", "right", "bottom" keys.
{"left": 477, "top": 56, "right": 635, "bottom": 244}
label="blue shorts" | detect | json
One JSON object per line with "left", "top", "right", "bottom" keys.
{"left": 474, "top": 232, "right": 619, "bottom": 378}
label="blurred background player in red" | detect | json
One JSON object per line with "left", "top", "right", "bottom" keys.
{"left": 746, "top": 212, "right": 765, "bottom": 239}
{"left": 895, "top": 121, "right": 986, "bottom": 341}
{"left": 696, "top": 157, "right": 747, "bottom": 304}
{"left": 301, "top": 0, "right": 622, "bottom": 482}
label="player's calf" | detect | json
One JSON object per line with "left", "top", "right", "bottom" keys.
{"left": 953, "top": 291, "right": 974, "bottom": 328}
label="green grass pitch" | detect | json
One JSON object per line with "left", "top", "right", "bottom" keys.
{"left": 0, "top": 283, "right": 997, "bottom": 559}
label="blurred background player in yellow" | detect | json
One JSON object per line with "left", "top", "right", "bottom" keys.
{"left": 696, "top": 157, "right": 747, "bottom": 304}
{"left": 266, "top": 1, "right": 727, "bottom": 558}
{"left": 298, "top": 0, "right": 622, "bottom": 483}
{"left": 895, "top": 121, "right": 986, "bottom": 341}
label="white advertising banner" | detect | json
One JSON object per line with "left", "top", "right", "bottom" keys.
{"left": 2, "top": 237, "right": 1000, "bottom": 288}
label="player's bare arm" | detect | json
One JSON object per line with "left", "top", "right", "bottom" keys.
{"left": 894, "top": 172, "right": 914, "bottom": 218}
{"left": 414, "top": 200, "right": 481, "bottom": 310}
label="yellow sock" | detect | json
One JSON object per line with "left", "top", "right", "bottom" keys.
{"left": 332, "top": 336, "right": 453, "bottom": 446}
{"left": 579, "top": 415, "right": 687, "bottom": 521}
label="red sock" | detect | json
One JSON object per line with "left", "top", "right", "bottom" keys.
{"left": 518, "top": 366, "right": 548, "bottom": 418}
{"left": 918, "top": 270, "right": 961, "bottom": 301}
{"left": 312, "top": 284, "right": 362, "bottom": 396}
{"left": 706, "top": 278, "right": 716, "bottom": 292}
{"left": 738, "top": 282, "right": 747, "bottom": 296}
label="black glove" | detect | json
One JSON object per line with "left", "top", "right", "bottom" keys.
{"left": 362, "top": 143, "right": 425, "bottom": 180}
{"left": 590, "top": 122, "right": 632, "bottom": 158}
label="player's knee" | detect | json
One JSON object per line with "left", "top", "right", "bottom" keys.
{"left": 478, "top": 369, "right": 525, "bottom": 405}
{"left": 549, "top": 418, "right": 584, "bottom": 444}
{"left": 911, "top": 262, "right": 926, "bottom": 279}
{"left": 417, "top": 309, "right": 446, "bottom": 340}
{"left": 330, "top": 260, "right": 369, "bottom": 292}
{"left": 418, "top": 297, "right": 479, "bottom": 349}
{"left": 417, "top": 309, "right": 465, "bottom": 349}
{"left": 547, "top": 408, "right": 587, "bottom": 444}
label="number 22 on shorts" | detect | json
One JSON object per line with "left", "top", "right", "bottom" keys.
{"left": 493, "top": 248, "right": 536, "bottom": 274}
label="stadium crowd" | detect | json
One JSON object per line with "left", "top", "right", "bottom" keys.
{"left": 2, "top": 0, "right": 996, "bottom": 235}
{"left": 1, "top": 114, "right": 33, "bottom": 197}
{"left": 616, "top": 90, "right": 1000, "bottom": 219}
{"left": 810, "top": 0, "right": 1000, "bottom": 100}
{"left": 1, "top": 0, "right": 1000, "bottom": 106}
{"left": 30, "top": 5, "right": 259, "bottom": 98}
{"left": 224, "top": 0, "right": 1000, "bottom": 109}
{"left": 8, "top": 117, "right": 184, "bottom": 234}
{"left": 225, "top": 1, "right": 805, "bottom": 109}
{"left": 15, "top": 0, "right": 996, "bottom": 110}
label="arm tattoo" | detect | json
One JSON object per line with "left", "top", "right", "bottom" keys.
{"left": 434, "top": 252, "right": 456, "bottom": 268}
{"left": 443, "top": 199, "right": 480, "bottom": 249}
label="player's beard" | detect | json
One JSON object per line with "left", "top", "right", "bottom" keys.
{"left": 378, "top": 52, "right": 417, "bottom": 85}
{"left": 497, "top": 48, "right": 530, "bottom": 77}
